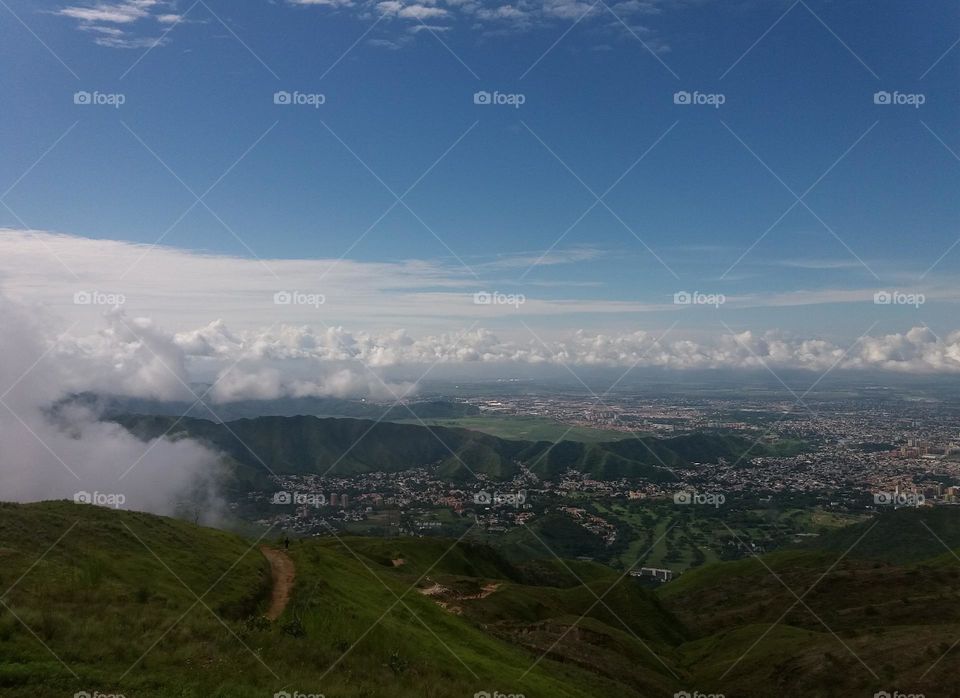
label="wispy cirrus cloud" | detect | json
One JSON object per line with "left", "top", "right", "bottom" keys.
{"left": 482, "top": 246, "right": 605, "bottom": 270}
{"left": 52, "top": 0, "right": 689, "bottom": 51}
{"left": 288, "top": 0, "right": 356, "bottom": 6}
{"left": 1, "top": 230, "right": 957, "bottom": 333}
{"left": 377, "top": 0, "right": 450, "bottom": 19}
{"left": 57, "top": 0, "right": 160, "bottom": 24}
{"left": 54, "top": 0, "right": 195, "bottom": 48}
{"left": 287, "top": 0, "right": 690, "bottom": 47}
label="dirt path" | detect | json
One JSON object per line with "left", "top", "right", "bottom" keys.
{"left": 261, "top": 546, "right": 295, "bottom": 621}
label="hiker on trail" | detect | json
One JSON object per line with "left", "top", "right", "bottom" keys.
{"left": 283, "top": 535, "right": 290, "bottom": 550}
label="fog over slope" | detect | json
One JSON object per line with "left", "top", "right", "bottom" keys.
{"left": 0, "top": 295, "right": 223, "bottom": 520}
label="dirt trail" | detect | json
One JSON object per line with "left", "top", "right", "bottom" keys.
{"left": 261, "top": 546, "right": 295, "bottom": 621}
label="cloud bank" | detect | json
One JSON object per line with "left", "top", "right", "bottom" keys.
{"left": 42, "top": 306, "right": 960, "bottom": 394}
{"left": 2, "top": 223, "right": 959, "bottom": 513}
{"left": 3, "top": 229, "right": 960, "bottom": 412}
{"left": 0, "top": 297, "right": 224, "bottom": 519}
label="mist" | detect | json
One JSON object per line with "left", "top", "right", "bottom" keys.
{"left": 0, "top": 295, "right": 225, "bottom": 522}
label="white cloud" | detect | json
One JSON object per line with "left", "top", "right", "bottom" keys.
{"left": 0, "top": 295, "right": 223, "bottom": 519}
{"left": 0, "top": 229, "right": 678, "bottom": 332}
{"left": 184, "top": 324, "right": 960, "bottom": 373}
{"left": 472, "top": 4, "right": 528, "bottom": 19}
{"left": 55, "top": 0, "right": 182, "bottom": 48}
{"left": 3, "top": 230, "right": 960, "bottom": 393}
{"left": 28, "top": 307, "right": 960, "bottom": 406}
{"left": 291, "top": 0, "right": 693, "bottom": 43}
{"left": 92, "top": 33, "right": 170, "bottom": 48}
{"left": 483, "top": 246, "right": 605, "bottom": 269}
{"left": 288, "top": 0, "right": 355, "bottom": 5}
{"left": 57, "top": 0, "right": 160, "bottom": 24}
{"left": 378, "top": 0, "right": 450, "bottom": 18}
{"left": 52, "top": 0, "right": 694, "bottom": 52}
{"left": 78, "top": 24, "right": 126, "bottom": 35}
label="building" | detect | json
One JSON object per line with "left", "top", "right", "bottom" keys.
{"left": 630, "top": 567, "right": 674, "bottom": 583}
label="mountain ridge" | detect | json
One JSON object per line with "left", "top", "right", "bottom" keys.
{"left": 112, "top": 413, "right": 801, "bottom": 485}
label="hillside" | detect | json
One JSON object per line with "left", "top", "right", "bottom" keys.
{"left": 802, "top": 505, "right": 960, "bottom": 562}
{"left": 115, "top": 414, "right": 532, "bottom": 487}
{"left": 5, "top": 502, "right": 960, "bottom": 697}
{"left": 396, "top": 415, "right": 635, "bottom": 443}
{"left": 658, "top": 506, "right": 960, "bottom": 697}
{"left": 0, "top": 501, "right": 669, "bottom": 698}
{"left": 113, "top": 414, "right": 797, "bottom": 486}
{"left": 63, "top": 393, "right": 482, "bottom": 422}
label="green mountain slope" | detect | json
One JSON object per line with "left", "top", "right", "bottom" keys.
{"left": 65, "top": 393, "right": 481, "bottom": 421}
{"left": 0, "top": 501, "right": 676, "bottom": 698}
{"left": 658, "top": 507, "right": 960, "bottom": 697}
{"left": 114, "top": 414, "right": 796, "bottom": 485}
{"left": 5, "top": 502, "right": 960, "bottom": 697}
{"left": 803, "top": 505, "right": 960, "bottom": 562}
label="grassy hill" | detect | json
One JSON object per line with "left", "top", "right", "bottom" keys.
{"left": 5, "top": 502, "right": 960, "bottom": 697}
{"left": 0, "top": 501, "right": 675, "bottom": 698}
{"left": 65, "top": 393, "right": 482, "bottom": 421}
{"left": 658, "top": 507, "right": 960, "bottom": 697}
{"left": 802, "top": 505, "right": 960, "bottom": 562}
{"left": 116, "top": 414, "right": 530, "bottom": 486}
{"left": 113, "top": 414, "right": 798, "bottom": 486}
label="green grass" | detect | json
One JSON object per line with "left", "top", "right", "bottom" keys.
{"left": 0, "top": 501, "right": 664, "bottom": 698}
{"left": 0, "top": 501, "right": 272, "bottom": 697}
{"left": 8, "top": 501, "right": 960, "bottom": 697}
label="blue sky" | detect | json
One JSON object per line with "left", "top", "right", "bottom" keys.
{"left": 1, "top": 0, "right": 959, "bottom": 356}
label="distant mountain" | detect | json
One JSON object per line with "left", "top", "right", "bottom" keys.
{"left": 62, "top": 392, "right": 481, "bottom": 421}
{"left": 113, "top": 413, "right": 801, "bottom": 486}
